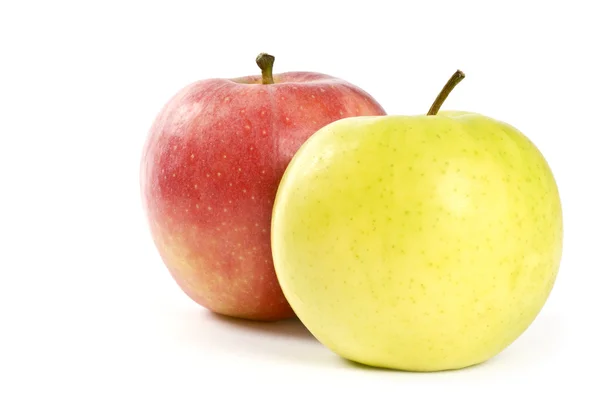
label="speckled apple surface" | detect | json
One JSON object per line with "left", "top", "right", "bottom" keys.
{"left": 140, "top": 71, "right": 385, "bottom": 321}
{"left": 271, "top": 111, "right": 563, "bottom": 370}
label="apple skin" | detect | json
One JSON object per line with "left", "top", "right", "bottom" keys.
{"left": 271, "top": 111, "right": 562, "bottom": 369}
{"left": 140, "top": 71, "right": 385, "bottom": 321}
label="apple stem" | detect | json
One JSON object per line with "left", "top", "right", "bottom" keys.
{"left": 427, "top": 70, "right": 466, "bottom": 116}
{"left": 256, "top": 53, "right": 275, "bottom": 85}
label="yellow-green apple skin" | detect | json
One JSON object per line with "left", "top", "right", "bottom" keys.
{"left": 271, "top": 111, "right": 562, "bottom": 371}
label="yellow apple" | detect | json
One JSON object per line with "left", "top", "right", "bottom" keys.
{"left": 271, "top": 71, "right": 563, "bottom": 371}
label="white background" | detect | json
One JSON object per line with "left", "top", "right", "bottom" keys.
{"left": 1, "top": 0, "right": 598, "bottom": 399}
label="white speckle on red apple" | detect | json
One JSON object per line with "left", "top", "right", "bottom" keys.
{"left": 207, "top": 206, "right": 212, "bottom": 211}
{"left": 224, "top": 97, "right": 230, "bottom": 102}
{"left": 339, "top": 111, "right": 345, "bottom": 116}
{"left": 191, "top": 154, "right": 195, "bottom": 159}
{"left": 223, "top": 154, "right": 227, "bottom": 158}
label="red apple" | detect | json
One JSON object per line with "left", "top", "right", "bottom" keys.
{"left": 140, "top": 53, "right": 385, "bottom": 321}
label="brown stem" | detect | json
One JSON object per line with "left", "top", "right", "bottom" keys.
{"left": 256, "top": 53, "right": 275, "bottom": 84}
{"left": 427, "top": 70, "right": 465, "bottom": 115}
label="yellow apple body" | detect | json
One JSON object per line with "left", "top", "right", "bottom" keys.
{"left": 271, "top": 111, "right": 563, "bottom": 371}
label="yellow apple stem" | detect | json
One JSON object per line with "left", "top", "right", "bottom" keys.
{"left": 256, "top": 53, "right": 275, "bottom": 84}
{"left": 427, "top": 70, "right": 466, "bottom": 115}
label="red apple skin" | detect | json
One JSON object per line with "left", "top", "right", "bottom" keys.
{"left": 141, "top": 71, "right": 385, "bottom": 321}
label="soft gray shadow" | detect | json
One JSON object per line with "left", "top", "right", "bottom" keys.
{"left": 172, "top": 307, "right": 561, "bottom": 372}
{"left": 208, "top": 312, "right": 316, "bottom": 341}
{"left": 174, "top": 308, "right": 342, "bottom": 367}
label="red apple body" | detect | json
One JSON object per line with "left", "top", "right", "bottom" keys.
{"left": 140, "top": 69, "right": 385, "bottom": 321}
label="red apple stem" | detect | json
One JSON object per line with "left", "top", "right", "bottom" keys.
{"left": 427, "top": 70, "right": 465, "bottom": 116}
{"left": 256, "top": 53, "right": 275, "bottom": 85}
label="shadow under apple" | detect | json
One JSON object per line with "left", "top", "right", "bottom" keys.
{"left": 172, "top": 305, "right": 562, "bottom": 373}
{"left": 208, "top": 312, "right": 315, "bottom": 341}
{"left": 174, "top": 307, "right": 342, "bottom": 367}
